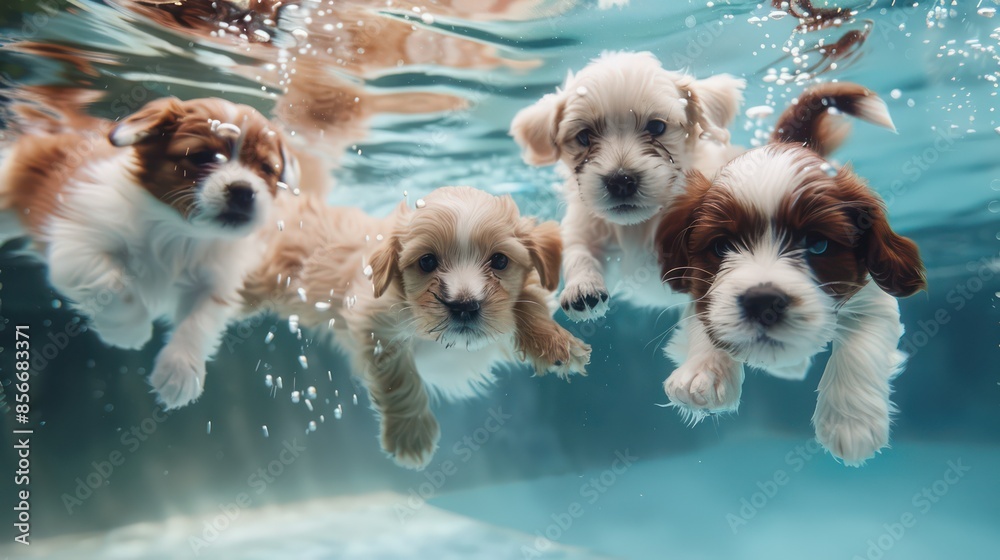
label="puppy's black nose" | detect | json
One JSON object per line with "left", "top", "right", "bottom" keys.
{"left": 226, "top": 183, "right": 256, "bottom": 214}
{"left": 739, "top": 285, "right": 790, "bottom": 327}
{"left": 446, "top": 299, "right": 481, "bottom": 322}
{"left": 604, "top": 169, "right": 639, "bottom": 199}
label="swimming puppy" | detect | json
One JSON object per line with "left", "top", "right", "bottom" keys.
{"left": 510, "top": 51, "right": 745, "bottom": 321}
{"left": 656, "top": 83, "right": 925, "bottom": 465}
{"left": 0, "top": 96, "right": 299, "bottom": 409}
{"left": 243, "top": 186, "right": 591, "bottom": 469}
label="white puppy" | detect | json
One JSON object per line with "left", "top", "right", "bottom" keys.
{"left": 656, "top": 83, "right": 925, "bottom": 465}
{"left": 242, "top": 186, "right": 591, "bottom": 469}
{"left": 0, "top": 96, "right": 299, "bottom": 409}
{"left": 510, "top": 51, "right": 745, "bottom": 321}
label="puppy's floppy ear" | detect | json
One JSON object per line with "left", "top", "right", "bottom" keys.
{"left": 656, "top": 172, "right": 712, "bottom": 293}
{"left": 866, "top": 217, "right": 924, "bottom": 297}
{"left": 509, "top": 89, "right": 567, "bottom": 166}
{"left": 519, "top": 218, "right": 562, "bottom": 291}
{"left": 369, "top": 203, "right": 410, "bottom": 298}
{"left": 838, "top": 170, "right": 926, "bottom": 297}
{"left": 109, "top": 96, "right": 185, "bottom": 147}
{"left": 679, "top": 74, "right": 745, "bottom": 144}
{"left": 369, "top": 235, "right": 401, "bottom": 299}
{"left": 278, "top": 139, "right": 301, "bottom": 188}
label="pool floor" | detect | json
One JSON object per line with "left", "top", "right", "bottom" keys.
{"left": 6, "top": 436, "right": 996, "bottom": 559}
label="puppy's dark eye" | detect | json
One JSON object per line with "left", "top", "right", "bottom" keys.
{"left": 187, "top": 151, "right": 222, "bottom": 166}
{"left": 575, "top": 129, "right": 591, "bottom": 147}
{"left": 489, "top": 253, "right": 509, "bottom": 270}
{"left": 645, "top": 120, "right": 667, "bottom": 136}
{"left": 418, "top": 254, "right": 438, "bottom": 273}
{"left": 806, "top": 235, "right": 829, "bottom": 255}
{"left": 261, "top": 162, "right": 278, "bottom": 176}
{"left": 713, "top": 238, "right": 735, "bottom": 258}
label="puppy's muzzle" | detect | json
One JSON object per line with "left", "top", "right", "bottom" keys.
{"left": 739, "top": 284, "right": 790, "bottom": 327}
{"left": 603, "top": 169, "right": 640, "bottom": 200}
{"left": 444, "top": 298, "right": 482, "bottom": 323}
{"left": 219, "top": 182, "right": 256, "bottom": 226}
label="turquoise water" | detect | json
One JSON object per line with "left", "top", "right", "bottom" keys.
{"left": 0, "top": 1, "right": 998, "bottom": 558}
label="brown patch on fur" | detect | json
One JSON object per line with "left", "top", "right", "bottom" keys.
{"left": 112, "top": 97, "right": 291, "bottom": 218}
{"left": 657, "top": 153, "right": 926, "bottom": 309}
{"left": 0, "top": 130, "right": 119, "bottom": 234}
{"left": 656, "top": 171, "right": 714, "bottom": 293}
{"left": 772, "top": 82, "right": 891, "bottom": 157}
{"left": 832, "top": 168, "right": 926, "bottom": 297}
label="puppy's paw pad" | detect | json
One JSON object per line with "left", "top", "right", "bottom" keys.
{"left": 664, "top": 359, "right": 741, "bottom": 417}
{"left": 149, "top": 349, "right": 206, "bottom": 410}
{"left": 816, "top": 416, "right": 889, "bottom": 467}
{"left": 559, "top": 282, "right": 609, "bottom": 322}
{"left": 383, "top": 412, "right": 441, "bottom": 470}
{"left": 550, "top": 338, "right": 593, "bottom": 380}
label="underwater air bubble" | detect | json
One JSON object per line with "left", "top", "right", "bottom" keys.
{"left": 265, "top": 374, "right": 274, "bottom": 388}
{"left": 746, "top": 105, "right": 775, "bottom": 119}
{"left": 261, "top": 425, "right": 269, "bottom": 438}
{"left": 315, "top": 301, "right": 331, "bottom": 311}
{"left": 334, "top": 405, "right": 343, "bottom": 420}
{"left": 306, "top": 386, "right": 317, "bottom": 400}
{"left": 308, "top": 421, "right": 317, "bottom": 432}
{"left": 206, "top": 421, "right": 212, "bottom": 435}
{"left": 264, "top": 331, "right": 275, "bottom": 344}
{"left": 291, "top": 390, "right": 301, "bottom": 403}
{"left": 298, "top": 355, "right": 308, "bottom": 369}
{"left": 416, "top": 198, "right": 426, "bottom": 208}
{"left": 288, "top": 314, "right": 300, "bottom": 333}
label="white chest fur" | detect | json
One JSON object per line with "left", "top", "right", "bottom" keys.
{"left": 45, "top": 158, "right": 258, "bottom": 322}
{"left": 603, "top": 230, "right": 688, "bottom": 311}
{"left": 412, "top": 336, "right": 514, "bottom": 401}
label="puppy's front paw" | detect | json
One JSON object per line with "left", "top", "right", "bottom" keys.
{"left": 664, "top": 354, "right": 742, "bottom": 425}
{"left": 149, "top": 347, "right": 207, "bottom": 410}
{"left": 381, "top": 411, "right": 440, "bottom": 470}
{"left": 559, "top": 280, "right": 609, "bottom": 322}
{"left": 530, "top": 330, "right": 592, "bottom": 380}
{"left": 814, "top": 404, "right": 889, "bottom": 467}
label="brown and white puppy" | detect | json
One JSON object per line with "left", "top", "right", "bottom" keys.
{"left": 656, "top": 83, "right": 925, "bottom": 466}
{"left": 243, "top": 186, "right": 591, "bottom": 469}
{"left": 0, "top": 96, "right": 299, "bottom": 409}
{"left": 511, "top": 51, "right": 745, "bottom": 321}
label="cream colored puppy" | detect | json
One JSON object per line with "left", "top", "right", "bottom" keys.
{"left": 510, "top": 51, "right": 745, "bottom": 321}
{"left": 243, "top": 186, "right": 591, "bottom": 469}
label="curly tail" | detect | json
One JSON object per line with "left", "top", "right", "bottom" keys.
{"left": 772, "top": 82, "right": 895, "bottom": 157}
